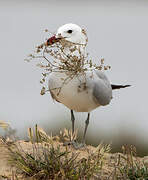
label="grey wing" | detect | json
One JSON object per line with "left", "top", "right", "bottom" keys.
{"left": 93, "top": 70, "right": 112, "bottom": 106}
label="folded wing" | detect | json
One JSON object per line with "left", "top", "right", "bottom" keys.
{"left": 93, "top": 71, "right": 112, "bottom": 106}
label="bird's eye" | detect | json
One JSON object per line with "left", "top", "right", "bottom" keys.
{"left": 67, "top": 30, "right": 73, "bottom": 34}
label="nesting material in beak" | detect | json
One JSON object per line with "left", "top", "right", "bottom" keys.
{"left": 46, "top": 35, "right": 61, "bottom": 46}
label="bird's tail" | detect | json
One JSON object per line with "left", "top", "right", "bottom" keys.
{"left": 111, "top": 84, "right": 131, "bottom": 90}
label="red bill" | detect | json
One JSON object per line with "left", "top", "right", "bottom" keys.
{"left": 46, "top": 35, "right": 61, "bottom": 46}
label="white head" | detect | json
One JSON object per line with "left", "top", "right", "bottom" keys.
{"left": 46, "top": 23, "right": 87, "bottom": 46}
{"left": 56, "top": 23, "right": 87, "bottom": 45}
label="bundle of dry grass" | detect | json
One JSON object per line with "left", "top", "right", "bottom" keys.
{"left": 25, "top": 29, "right": 111, "bottom": 95}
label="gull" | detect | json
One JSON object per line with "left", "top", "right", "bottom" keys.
{"left": 46, "top": 23, "right": 130, "bottom": 148}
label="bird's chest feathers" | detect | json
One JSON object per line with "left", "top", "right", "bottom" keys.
{"left": 48, "top": 72, "right": 97, "bottom": 112}
{"left": 50, "top": 73, "right": 89, "bottom": 97}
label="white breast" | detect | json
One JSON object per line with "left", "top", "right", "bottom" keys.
{"left": 48, "top": 72, "right": 100, "bottom": 112}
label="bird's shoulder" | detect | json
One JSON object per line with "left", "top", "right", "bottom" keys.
{"left": 94, "top": 70, "right": 109, "bottom": 82}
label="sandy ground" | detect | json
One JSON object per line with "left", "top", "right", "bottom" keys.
{"left": 0, "top": 141, "right": 14, "bottom": 178}
{"left": 0, "top": 139, "right": 110, "bottom": 179}
{"left": 0, "top": 138, "right": 148, "bottom": 180}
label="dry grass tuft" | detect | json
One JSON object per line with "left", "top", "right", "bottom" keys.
{"left": 1, "top": 123, "right": 148, "bottom": 179}
{"left": 2, "top": 125, "right": 110, "bottom": 179}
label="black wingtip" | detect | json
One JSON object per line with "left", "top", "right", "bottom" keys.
{"left": 122, "top": 85, "right": 131, "bottom": 88}
{"left": 111, "top": 84, "right": 131, "bottom": 90}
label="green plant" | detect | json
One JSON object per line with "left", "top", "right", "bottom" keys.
{"left": 116, "top": 145, "right": 148, "bottom": 179}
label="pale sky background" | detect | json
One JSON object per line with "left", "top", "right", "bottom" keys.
{"left": 0, "top": 0, "right": 148, "bottom": 154}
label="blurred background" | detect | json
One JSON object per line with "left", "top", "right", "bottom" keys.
{"left": 0, "top": 0, "right": 148, "bottom": 156}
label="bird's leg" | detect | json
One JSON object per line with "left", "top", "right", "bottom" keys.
{"left": 63, "top": 110, "right": 76, "bottom": 146}
{"left": 64, "top": 112, "right": 90, "bottom": 149}
{"left": 72, "top": 113, "right": 90, "bottom": 149}
{"left": 82, "top": 113, "right": 90, "bottom": 144}
{"left": 71, "top": 110, "right": 75, "bottom": 135}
